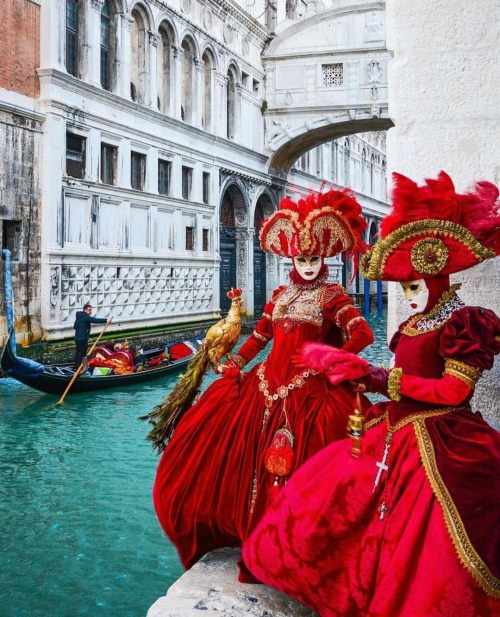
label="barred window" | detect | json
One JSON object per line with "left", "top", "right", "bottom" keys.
{"left": 322, "top": 63, "right": 343, "bottom": 87}
{"left": 185, "top": 226, "right": 194, "bottom": 250}
{"left": 202, "top": 228, "right": 209, "bottom": 251}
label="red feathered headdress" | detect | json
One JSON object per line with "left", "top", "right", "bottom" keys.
{"left": 360, "top": 171, "right": 500, "bottom": 281}
{"left": 260, "top": 187, "right": 367, "bottom": 267}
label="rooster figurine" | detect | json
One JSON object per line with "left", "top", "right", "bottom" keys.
{"left": 141, "top": 288, "right": 243, "bottom": 453}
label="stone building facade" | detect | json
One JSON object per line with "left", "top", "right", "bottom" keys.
{"left": 0, "top": 0, "right": 388, "bottom": 344}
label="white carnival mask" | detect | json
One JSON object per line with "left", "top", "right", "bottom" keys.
{"left": 293, "top": 255, "right": 322, "bottom": 281}
{"left": 401, "top": 279, "right": 429, "bottom": 314}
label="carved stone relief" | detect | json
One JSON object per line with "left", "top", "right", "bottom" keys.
{"left": 52, "top": 264, "right": 214, "bottom": 322}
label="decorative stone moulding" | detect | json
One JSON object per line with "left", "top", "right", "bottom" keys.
{"left": 50, "top": 264, "right": 214, "bottom": 323}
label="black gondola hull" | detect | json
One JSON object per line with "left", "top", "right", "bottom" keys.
{"left": 0, "top": 339, "right": 201, "bottom": 395}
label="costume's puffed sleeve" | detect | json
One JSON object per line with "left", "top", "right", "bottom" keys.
{"left": 396, "top": 307, "right": 500, "bottom": 405}
{"left": 323, "top": 286, "right": 374, "bottom": 354}
{"left": 231, "top": 287, "right": 283, "bottom": 367}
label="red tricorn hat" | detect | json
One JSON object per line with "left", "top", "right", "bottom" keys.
{"left": 260, "top": 187, "right": 367, "bottom": 267}
{"left": 360, "top": 171, "right": 500, "bottom": 281}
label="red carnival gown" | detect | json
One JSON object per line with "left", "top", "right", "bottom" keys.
{"left": 153, "top": 271, "right": 374, "bottom": 570}
{"left": 242, "top": 288, "right": 500, "bottom": 616}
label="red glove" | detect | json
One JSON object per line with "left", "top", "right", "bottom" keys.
{"left": 360, "top": 366, "right": 390, "bottom": 394}
{"left": 216, "top": 359, "right": 242, "bottom": 380}
{"left": 293, "top": 343, "right": 370, "bottom": 386}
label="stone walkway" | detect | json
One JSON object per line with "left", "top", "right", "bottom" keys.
{"left": 147, "top": 548, "right": 318, "bottom": 617}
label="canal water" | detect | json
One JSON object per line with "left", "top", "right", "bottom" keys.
{"left": 0, "top": 310, "right": 390, "bottom": 617}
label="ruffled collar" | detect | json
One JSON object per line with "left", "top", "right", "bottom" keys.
{"left": 402, "top": 284, "right": 465, "bottom": 336}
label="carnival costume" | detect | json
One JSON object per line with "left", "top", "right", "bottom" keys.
{"left": 153, "top": 189, "right": 374, "bottom": 578}
{"left": 242, "top": 172, "right": 500, "bottom": 615}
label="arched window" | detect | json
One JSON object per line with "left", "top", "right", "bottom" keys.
{"left": 343, "top": 139, "right": 350, "bottom": 186}
{"left": 157, "top": 24, "right": 173, "bottom": 113}
{"left": 226, "top": 68, "right": 237, "bottom": 139}
{"left": 66, "top": 0, "right": 79, "bottom": 77}
{"left": 201, "top": 52, "right": 213, "bottom": 131}
{"left": 181, "top": 39, "right": 194, "bottom": 123}
{"left": 100, "top": 1, "right": 111, "bottom": 90}
{"left": 130, "top": 8, "right": 148, "bottom": 104}
{"left": 361, "top": 148, "right": 367, "bottom": 192}
{"left": 370, "top": 154, "right": 375, "bottom": 196}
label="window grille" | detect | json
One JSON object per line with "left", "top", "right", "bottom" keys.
{"left": 66, "top": 0, "right": 79, "bottom": 77}
{"left": 322, "top": 63, "right": 343, "bottom": 87}
{"left": 100, "top": 2, "right": 111, "bottom": 90}
{"left": 131, "top": 152, "right": 146, "bottom": 191}
{"left": 182, "top": 166, "right": 192, "bottom": 200}
{"left": 66, "top": 133, "right": 86, "bottom": 179}
{"left": 100, "top": 144, "right": 117, "bottom": 185}
{"left": 158, "top": 160, "right": 171, "bottom": 196}
{"left": 202, "top": 229, "right": 209, "bottom": 251}
{"left": 185, "top": 226, "right": 194, "bottom": 250}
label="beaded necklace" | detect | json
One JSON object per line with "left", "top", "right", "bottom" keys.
{"left": 257, "top": 361, "right": 319, "bottom": 429}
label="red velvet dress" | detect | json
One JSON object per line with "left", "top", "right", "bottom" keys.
{"left": 242, "top": 291, "right": 500, "bottom": 616}
{"left": 153, "top": 271, "right": 374, "bottom": 570}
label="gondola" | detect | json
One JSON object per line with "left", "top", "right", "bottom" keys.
{"left": 0, "top": 334, "right": 203, "bottom": 395}
{"left": 1, "top": 247, "right": 204, "bottom": 396}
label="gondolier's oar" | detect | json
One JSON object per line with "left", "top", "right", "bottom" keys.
{"left": 56, "top": 319, "right": 112, "bottom": 405}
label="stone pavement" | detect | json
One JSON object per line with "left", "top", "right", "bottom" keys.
{"left": 147, "top": 548, "right": 318, "bottom": 617}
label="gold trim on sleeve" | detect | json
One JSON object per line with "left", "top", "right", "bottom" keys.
{"left": 232, "top": 354, "right": 247, "bottom": 368}
{"left": 414, "top": 419, "right": 500, "bottom": 598}
{"left": 346, "top": 316, "right": 367, "bottom": 333}
{"left": 253, "top": 330, "right": 270, "bottom": 344}
{"left": 444, "top": 359, "right": 482, "bottom": 389}
{"left": 387, "top": 368, "right": 403, "bottom": 401}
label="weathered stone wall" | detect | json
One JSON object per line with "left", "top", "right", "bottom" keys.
{"left": 0, "top": 105, "right": 43, "bottom": 346}
{"left": 386, "top": 0, "right": 500, "bottom": 426}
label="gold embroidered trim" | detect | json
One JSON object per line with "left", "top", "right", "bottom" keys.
{"left": 414, "top": 419, "right": 500, "bottom": 597}
{"left": 335, "top": 304, "right": 353, "bottom": 322}
{"left": 346, "top": 316, "right": 366, "bottom": 333}
{"left": 410, "top": 237, "right": 449, "bottom": 275}
{"left": 444, "top": 359, "right": 481, "bottom": 389}
{"left": 232, "top": 354, "right": 246, "bottom": 369}
{"left": 257, "top": 361, "right": 319, "bottom": 410}
{"left": 360, "top": 219, "right": 495, "bottom": 280}
{"left": 400, "top": 285, "right": 461, "bottom": 337}
{"left": 253, "top": 330, "right": 270, "bottom": 344}
{"left": 321, "top": 284, "right": 346, "bottom": 306}
{"left": 387, "top": 408, "right": 454, "bottom": 433}
{"left": 365, "top": 415, "right": 385, "bottom": 431}
{"left": 387, "top": 368, "right": 403, "bottom": 401}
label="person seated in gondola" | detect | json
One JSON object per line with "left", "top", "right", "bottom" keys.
{"left": 130, "top": 345, "right": 147, "bottom": 371}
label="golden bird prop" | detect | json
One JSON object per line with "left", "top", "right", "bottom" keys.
{"left": 141, "top": 288, "right": 243, "bottom": 453}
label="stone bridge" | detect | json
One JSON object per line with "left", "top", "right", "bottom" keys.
{"left": 262, "top": 0, "right": 392, "bottom": 173}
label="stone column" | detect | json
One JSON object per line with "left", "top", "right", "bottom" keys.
{"left": 193, "top": 57, "right": 203, "bottom": 128}
{"left": 119, "top": 13, "right": 134, "bottom": 99}
{"left": 386, "top": 0, "right": 500, "bottom": 425}
{"left": 172, "top": 46, "right": 183, "bottom": 120}
{"left": 149, "top": 32, "right": 159, "bottom": 109}
{"left": 235, "top": 227, "right": 251, "bottom": 317}
{"left": 40, "top": 0, "right": 65, "bottom": 70}
{"left": 88, "top": 0, "right": 105, "bottom": 86}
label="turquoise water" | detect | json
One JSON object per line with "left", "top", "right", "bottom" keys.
{"left": 0, "top": 310, "right": 390, "bottom": 617}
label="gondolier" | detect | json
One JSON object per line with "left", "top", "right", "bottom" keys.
{"left": 74, "top": 303, "right": 112, "bottom": 371}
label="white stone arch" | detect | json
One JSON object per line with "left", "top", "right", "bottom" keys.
{"left": 226, "top": 62, "right": 240, "bottom": 141}
{"left": 156, "top": 18, "right": 177, "bottom": 114}
{"left": 180, "top": 33, "right": 198, "bottom": 123}
{"left": 129, "top": 3, "right": 151, "bottom": 104}
{"left": 262, "top": 0, "right": 392, "bottom": 173}
{"left": 200, "top": 45, "right": 218, "bottom": 132}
